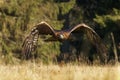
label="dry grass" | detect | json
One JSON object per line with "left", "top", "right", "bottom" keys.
{"left": 0, "top": 63, "right": 120, "bottom": 80}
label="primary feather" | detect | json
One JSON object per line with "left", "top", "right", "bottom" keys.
{"left": 22, "top": 28, "right": 39, "bottom": 59}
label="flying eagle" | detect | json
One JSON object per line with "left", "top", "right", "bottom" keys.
{"left": 22, "top": 21, "right": 108, "bottom": 62}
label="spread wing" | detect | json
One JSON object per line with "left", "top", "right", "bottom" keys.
{"left": 22, "top": 21, "right": 55, "bottom": 59}
{"left": 69, "top": 23, "right": 108, "bottom": 62}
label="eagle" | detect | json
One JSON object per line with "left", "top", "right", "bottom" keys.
{"left": 22, "top": 21, "right": 108, "bottom": 62}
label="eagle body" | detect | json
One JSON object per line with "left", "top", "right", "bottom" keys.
{"left": 46, "top": 30, "right": 70, "bottom": 41}
{"left": 22, "top": 21, "right": 108, "bottom": 62}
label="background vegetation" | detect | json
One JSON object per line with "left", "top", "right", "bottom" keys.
{"left": 0, "top": 0, "right": 120, "bottom": 64}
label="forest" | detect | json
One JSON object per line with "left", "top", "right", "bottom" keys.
{"left": 0, "top": 0, "right": 120, "bottom": 64}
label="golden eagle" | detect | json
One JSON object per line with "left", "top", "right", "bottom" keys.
{"left": 22, "top": 21, "right": 108, "bottom": 62}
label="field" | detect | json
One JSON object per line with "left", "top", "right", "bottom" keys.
{"left": 0, "top": 62, "right": 120, "bottom": 80}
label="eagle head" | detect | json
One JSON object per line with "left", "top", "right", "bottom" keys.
{"left": 57, "top": 33, "right": 65, "bottom": 40}
{"left": 59, "top": 34, "right": 64, "bottom": 39}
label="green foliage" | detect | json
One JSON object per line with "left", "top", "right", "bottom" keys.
{"left": 94, "top": 8, "right": 120, "bottom": 27}
{"left": 0, "top": 0, "right": 76, "bottom": 64}
{"left": 58, "top": 0, "right": 75, "bottom": 15}
{"left": 0, "top": 0, "right": 120, "bottom": 64}
{"left": 94, "top": 8, "right": 120, "bottom": 62}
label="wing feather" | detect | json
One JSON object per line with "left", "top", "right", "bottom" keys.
{"left": 22, "top": 21, "right": 55, "bottom": 59}
{"left": 22, "top": 31, "right": 39, "bottom": 59}
{"left": 35, "top": 21, "right": 55, "bottom": 35}
{"left": 69, "top": 23, "right": 108, "bottom": 63}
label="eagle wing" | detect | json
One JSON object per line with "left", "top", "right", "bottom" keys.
{"left": 69, "top": 23, "right": 108, "bottom": 62}
{"left": 22, "top": 21, "right": 56, "bottom": 59}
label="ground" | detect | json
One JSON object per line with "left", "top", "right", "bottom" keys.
{"left": 0, "top": 62, "right": 120, "bottom": 80}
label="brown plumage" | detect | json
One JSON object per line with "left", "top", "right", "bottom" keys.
{"left": 22, "top": 21, "right": 108, "bottom": 62}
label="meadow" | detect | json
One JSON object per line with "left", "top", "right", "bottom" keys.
{"left": 0, "top": 1, "right": 120, "bottom": 80}
{"left": 0, "top": 62, "right": 120, "bottom": 80}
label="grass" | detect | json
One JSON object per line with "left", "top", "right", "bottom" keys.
{"left": 0, "top": 62, "right": 120, "bottom": 80}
